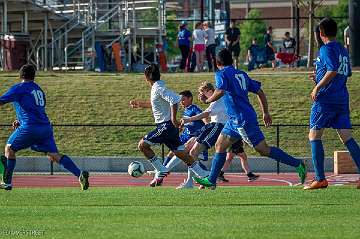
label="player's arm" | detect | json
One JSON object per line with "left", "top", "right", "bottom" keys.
{"left": 256, "top": 89, "right": 272, "bottom": 127}
{"left": 205, "top": 89, "right": 224, "bottom": 104}
{"left": 311, "top": 71, "right": 337, "bottom": 101}
{"left": 170, "top": 103, "right": 180, "bottom": 128}
{"left": 182, "top": 111, "right": 210, "bottom": 125}
{"left": 129, "top": 100, "right": 151, "bottom": 108}
{"left": 159, "top": 87, "right": 181, "bottom": 127}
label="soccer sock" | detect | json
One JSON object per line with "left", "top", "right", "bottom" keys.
{"left": 163, "top": 156, "right": 172, "bottom": 166}
{"left": 5, "top": 159, "right": 16, "bottom": 185}
{"left": 165, "top": 156, "right": 181, "bottom": 171}
{"left": 149, "top": 156, "right": 168, "bottom": 172}
{"left": 185, "top": 167, "right": 194, "bottom": 185}
{"left": 208, "top": 152, "right": 227, "bottom": 184}
{"left": 345, "top": 138, "right": 360, "bottom": 173}
{"left": 59, "top": 155, "right": 81, "bottom": 177}
{"left": 190, "top": 161, "right": 209, "bottom": 178}
{"left": 198, "top": 161, "right": 208, "bottom": 171}
{"left": 202, "top": 150, "right": 209, "bottom": 161}
{"left": 310, "top": 140, "right": 325, "bottom": 181}
{"left": 269, "top": 147, "right": 301, "bottom": 168}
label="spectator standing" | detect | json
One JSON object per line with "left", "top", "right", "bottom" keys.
{"left": 247, "top": 38, "right": 259, "bottom": 71}
{"left": 177, "top": 21, "right": 192, "bottom": 71}
{"left": 192, "top": 22, "right": 207, "bottom": 72}
{"left": 264, "top": 26, "right": 276, "bottom": 69}
{"left": 225, "top": 20, "right": 241, "bottom": 68}
{"left": 203, "top": 21, "right": 217, "bottom": 72}
{"left": 283, "top": 32, "right": 296, "bottom": 54}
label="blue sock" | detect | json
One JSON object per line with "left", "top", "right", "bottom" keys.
{"left": 310, "top": 140, "right": 325, "bottom": 181}
{"left": 163, "top": 156, "right": 171, "bottom": 166}
{"left": 5, "top": 159, "right": 16, "bottom": 184}
{"left": 208, "top": 152, "right": 227, "bottom": 184}
{"left": 269, "top": 147, "right": 301, "bottom": 168}
{"left": 59, "top": 155, "right": 81, "bottom": 177}
{"left": 345, "top": 138, "right": 360, "bottom": 173}
{"left": 202, "top": 150, "right": 209, "bottom": 161}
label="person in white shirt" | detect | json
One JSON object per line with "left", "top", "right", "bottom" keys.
{"left": 203, "top": 22, "right": 217, "bottom": 72}
{"left": 130, "top": 64, "right": 209, "bottom": 187}
{"left": 192, "top": 22, "right": 207, "bottom": 72}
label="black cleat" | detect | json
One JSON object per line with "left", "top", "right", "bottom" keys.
{"left": 247, "top": 172, "right": 260, "bottom": 182}
{"left": 217, "top": 171, "right": 229, "bottom": 183}
{"left": 0, "top": 183, "right": 12, "bottom": 191}
{"left": 79, "top": 171, "right": 89, "bottom": 190}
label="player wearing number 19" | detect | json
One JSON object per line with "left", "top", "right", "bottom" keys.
{"left": 305, "top": 18, "right": 360, "bottom": 190}
{"left": 193, "top": 48, "right": 307, "bottom": 189}
{"left": 0, "top": 64, "right": 89, "bottom": 191}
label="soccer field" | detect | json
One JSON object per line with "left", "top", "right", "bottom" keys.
{"left": 1, "top": 186, "right": 359, "bottom": 239}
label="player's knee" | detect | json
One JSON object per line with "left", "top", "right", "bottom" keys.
{"left": 48, "top": 153, "right": 61, "bottom": 162}
{"left": 138, "top": 140, "right": 149, "bottom": 152}
{"left": 189, "top": 148, "right": 198, "bottom": 158}
{"left": 5, "top": 145, "right": 15, "bottom": 158}
{"left": 215, "top": 142, "right": 226, "bottom": 152}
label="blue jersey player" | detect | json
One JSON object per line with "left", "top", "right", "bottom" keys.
{"left": 194, "top": 49, "right": 307, "bottom": 189}
{"left": 0, "top": 64, "right": 89, "bottom": 191}
{"left": 305, "top": 18, "right": 360, "bottom": 190}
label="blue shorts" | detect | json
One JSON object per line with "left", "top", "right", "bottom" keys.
{"left": 196, "top": 123, "right": 224, "bottom": 149}
{"left": 143, "top": 121, "right": 183, "bottom": 151}
{"left": 7, "top": 125, "right": 58, "bottom": 153}
{"left": 222, "top": 120, "right": 265, "bottom": 148}
{"left": 310, "top": 102, "right": 351, "bottom": 130}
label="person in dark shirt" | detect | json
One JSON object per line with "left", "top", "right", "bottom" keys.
{"left": 247, "top": 38, "right": 259, "bottom": 71}
{"left": 264, "top": 26, "right": 276, "bottom": 69}
{"left": 283, "top": 32, "right": 296, "bottom": 54}
{"left": 177, "top": 21, "right": 192, "bottom": 71}
{"left": 225, "top": 19, "right": 241, "bottom": 68}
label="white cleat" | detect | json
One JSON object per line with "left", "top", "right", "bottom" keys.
{"left": 176, "top": 180, "right": 194, "bottom": 189}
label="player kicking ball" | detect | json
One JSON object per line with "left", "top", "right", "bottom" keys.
{"left": 305, "top": 18, "right": 360, "bottom": 190}
{"left": 130, "top": 64, "right": 208, "bottom": 187}
{"left": 0, "top": 64, "right": 89, "bottom": 191}
{"left": 193, "top": 49, "right": 307, "bottom": 189}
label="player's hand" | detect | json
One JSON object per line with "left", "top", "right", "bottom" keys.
{"left": 172, "top": 119, "right": 181, "bottom": 128}
{"left": 309, "top": 70, "right": 316, "bottom": 84}
{"left": 180, "top": 118, "right": 190, "bottom": 126}
{"left": 198, "top": 93, "right": 207, "bottom": 103}
{"left": 263, "top": 113, "right": 272, "bottom": 127}
{"left": 12, "top": 120, "right": 20, "bottom": 130}
{"left": 311, "top": 87, "right": 319, "bottom": 101}
{"left": 129, "top": 100, "right": 140, "bottom": 108}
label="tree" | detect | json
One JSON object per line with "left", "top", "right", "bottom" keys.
{"left": 239, "top": 9, "right": 267, "bottom": 60}
{"left": 165, "top": 12, "right": 180, "bottom": 60}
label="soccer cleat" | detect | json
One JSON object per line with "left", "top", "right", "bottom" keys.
{"left": 0, "top": 182, "right": 12, "bottom": 191}
{"left": 247, "top": 173, "right": 260, "bottom": 182}
{"left": 176, "top": 180, "right": 194, "bottom": 189}
{"left": 296, "top": 162, "right": 307, "bottom": 184}
{"left": 0, "top": 155, "right": 6, "bottom": 183}
{"left": 149, "top": 171, "right": 169, "bottom": 187}
{"left": 356, "top": 180, "right": 360, "bottom": 189}
{"left": 217, "top": 171, "right": 229, "bottom": 183}
{"left": 198, "top": 185, "right": 205, "bottom": 190}
{"left": 303, "top": 179, "right": 328, "bottom": 190}
{"left": 79, "top": 171, "right": 89, "bottom": 190}
{"left": 193, "top": 176, "right": 216, "bottom": 188}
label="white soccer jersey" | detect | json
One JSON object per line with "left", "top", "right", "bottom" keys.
{"left": 204, "top": 97, "right": 228, "bottom": 124}
{"left": 151, "top": 80, "right": 181, "bottom": 124}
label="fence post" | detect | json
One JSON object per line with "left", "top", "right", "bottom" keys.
{"left": 161, "top": 144, "right": 165, "bottom": 163}
{"left": 50, "top": 161, "right": 54, "bottom": 175}
{"left": 276, "top": 125, "right": 280, "bottom": 174}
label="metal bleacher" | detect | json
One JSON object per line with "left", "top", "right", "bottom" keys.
{"left": 0, "top": 0, "right": 166, "bottom": 71}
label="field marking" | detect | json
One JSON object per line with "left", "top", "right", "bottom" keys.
{"left": 229, "top": 174, "right": 293, "bottom": 186}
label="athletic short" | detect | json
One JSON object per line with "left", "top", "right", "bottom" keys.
{"left": 310, "top": 102, "right": 351, "bottom": 130}
{"left": 196, "top": 123, "right": 224, "bottom": 149}
{"left": 194, "top": 44, "right": 206, "bottom": 52}
{"left": 227, "top": 139, "right": 244, "bottom": 154}
{"left": 266, "top": 47, "right": 275, "bottom": 61}
{"left": 227, "top": 45, "right": 240, "bottom": 57}
{"left": 143, "top": 121, "right": 183, "bottom": 151}
{"left": 221, "top": 120, "right": 265, "bottom": 148}
{"left": 7, "top": 125, "right": 58, "bottom": 153}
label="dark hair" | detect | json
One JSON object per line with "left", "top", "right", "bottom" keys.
{"left": 285, "top": 31, "right": 290, "bottom": 36}
{"left": 19, "top": 64, "right": 36, "bottom": 81}
{"left": 268, "top": 26, "right": 273, "bottom": 31}
{"left": 231, "top": 19, "right": 236, "bottom": 24}
{"left": 319, "top": 17, "right": 337, "bottom": 37}
{"left": 216, "top": 48, "right": 233, "bottom": 66}
{"left": 144, "top": 64, "right": 160, "bottom": 81}
{"left": 179, "top": 90, "right": 193, "bottom": 98}
{"left": 315, "top": 25, "right": 325, "bottom": 49}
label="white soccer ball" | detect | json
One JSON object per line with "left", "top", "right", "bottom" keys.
{"left": 128, "top": 161, "right": 145, "bottom": 178}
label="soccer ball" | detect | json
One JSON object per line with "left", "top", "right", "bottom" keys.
{"left": 128, "top": 161, "right": 145, "bottom": 178}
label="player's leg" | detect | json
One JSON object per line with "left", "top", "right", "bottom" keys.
{"left": 1, "top": 145, "right": 16, "bottom": 190}
{"left": 337, "top": 129, "right": 360, "bottom": 187}
{"left": 217, "top": 152, "right": 233, "bottom": 182}
{"left": 164, "top": 135, "right": 194, "bottom": 171}
{"left": 163, "top": 151, "right": 175, "bottom": 167}
{"left": 237, "top": 152, "right": 259, "bottom": 182}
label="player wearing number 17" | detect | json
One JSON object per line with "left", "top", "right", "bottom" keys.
{"left": 0, "top": 64, "right": 89, "bottom": 191}
{"left": 305, "top": 18, "right": 360, "bottom": 190}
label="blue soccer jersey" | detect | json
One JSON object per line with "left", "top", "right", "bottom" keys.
{"left": 315, "top": 41, "right": 351, "bottom": 105}
{"left": 0, "top": 81, "right": 50, "bottom": 126}
{"left": 182, "top": 104, "right": 205, "bottom": 137}
{"left": 215, "top": 65, "right": 261, "bottom": 126}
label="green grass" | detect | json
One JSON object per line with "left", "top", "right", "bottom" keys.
{"left": 1, "top": 186, "right": 359, "bottom": 239}
{"left": 0, "top": 71, "right": 359, "bottom": 156}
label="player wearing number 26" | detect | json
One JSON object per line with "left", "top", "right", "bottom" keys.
{"left": 0, "top": 64, "right": 89, "bottom": 191}
{"left": 305, "top": 18, "right": 360, "bottom": 190}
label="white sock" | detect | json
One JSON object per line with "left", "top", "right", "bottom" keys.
{"left": 165, "top": 156, "right": 181, "bottom": 171}
{"left": 185, "top": 167, "right": 194, "bottom": 185}
{"left": 190, "top": 161, "right": 210, "bottom": 178}
{"left": 149, "top": 156, "right": 168, "bottom": 172}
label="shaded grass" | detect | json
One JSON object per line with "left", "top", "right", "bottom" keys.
{"left": 0, "top": 72, "right": 359, "bottom": 156}
{"left": 0, "top": 186, "right": 359, "bottom": 239}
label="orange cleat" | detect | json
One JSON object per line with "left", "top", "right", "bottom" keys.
{"left": 303, "top": 179, "right": 328, "bottom": 190}
{"left": 357, "top": 180, "right": 360, "bottom": 189}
